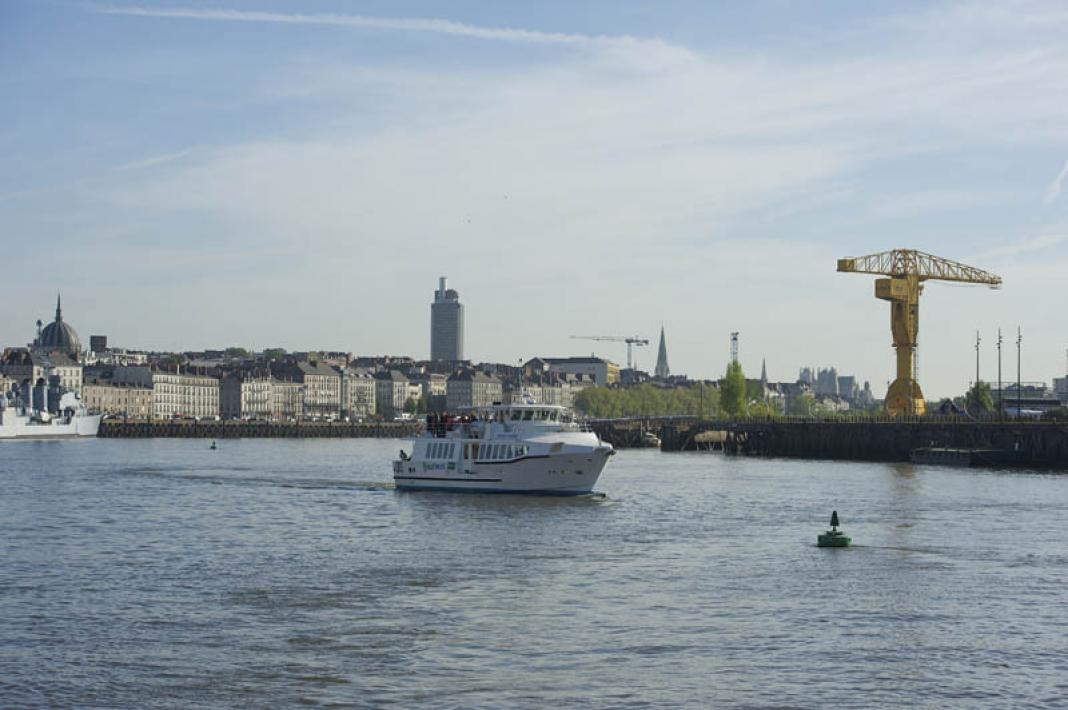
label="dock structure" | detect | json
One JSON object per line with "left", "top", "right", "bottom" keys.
{"left": 590, "top": 417, "right": 1068, "bottom": 469}
{"left": 99, "top": 419, "right": 422, "bottom": 439}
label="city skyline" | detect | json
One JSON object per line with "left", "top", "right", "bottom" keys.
{"left": 4, "top": 1, "right": 1068, "bottom": 398}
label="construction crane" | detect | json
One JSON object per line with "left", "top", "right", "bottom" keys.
{"left": 570, "top": 335, "right": 649, "bottom": 370}
{"left": 837, "top": 249, "right": 1002, "bottom": 417}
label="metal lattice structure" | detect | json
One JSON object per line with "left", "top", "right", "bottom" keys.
{"left": 570, "top": 335, "right": 649, "bottom": 370}
{"left": 836, "top": 249, "right": 1002, "bottom": 287}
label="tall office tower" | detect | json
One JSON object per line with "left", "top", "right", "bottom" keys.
{"left": 654, "top": 326, "right": 670, "bottom": 378}
{"left": 430, "top": 276, "right": 464, "bottom": 361}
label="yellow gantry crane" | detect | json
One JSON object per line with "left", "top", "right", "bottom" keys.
{"left": 836, "top": 249, "right": 1002, "bottom": 416}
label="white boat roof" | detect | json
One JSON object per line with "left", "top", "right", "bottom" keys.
{"left": 472, "top": 403, "right": 568, "bottom": 411}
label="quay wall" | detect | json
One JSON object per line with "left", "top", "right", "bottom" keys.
{"left": 592, "top": 417, "right": 1068, "bottom": 469}
{"left": 666, "top": 419, "right": 1068, "bottom": 468}
{"left": 99, "top": 419, "right": 422, "bottom": 439}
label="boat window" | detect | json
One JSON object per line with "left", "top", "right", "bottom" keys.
{"left": 523, "top": 410, "right": 534, "bottom": 420}
{"left": 449, "top": 444, "right": 455, "bottom": 458}
{"left": 505, "top": 445, "right": 513, "bottom": 459}
{"left": 511, "top": 410, "right": 523, "bottom": 421}
{"left": 493, "top": 445, "right": 501, "bottom": 459}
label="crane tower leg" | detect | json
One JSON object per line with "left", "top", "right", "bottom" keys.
{"left": 876, "top": 277, "right": 927, "bottom": 416}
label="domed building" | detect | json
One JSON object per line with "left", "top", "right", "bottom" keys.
{"left": 34, "top": 295, "right": 82, "bottom": 360}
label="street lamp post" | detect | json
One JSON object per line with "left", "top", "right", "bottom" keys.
{"left": 997, "top": 328, "right": 1003, "bottom": 418}
{"left": 1016, "top": 327, "right": 1022, "bottom": 417}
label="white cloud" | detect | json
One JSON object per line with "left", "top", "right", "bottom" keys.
{"left": 1043, "top": 159, "right": 1068, "bottom": 204}
{"left": 90, "top": 4, "right": 691, "bottom": 60}
{"left": 971, "top": 234, "right": 1068, "bottom": 260}
{"left": 869, "top": 189, "right": 1005, "bottom": 219}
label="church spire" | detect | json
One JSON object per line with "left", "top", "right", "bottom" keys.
{"left": 55, "top": 293, "right": 63, "bottom": 322}
{"left": 760, "top": 357, "right": 768, "bottom": 385}
{"left": 654, "top": 325, "right": 670, "bottom": 378}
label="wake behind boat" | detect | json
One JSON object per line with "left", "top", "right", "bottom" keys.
{"left": 393, "top": 403, "right": 614, "bottom": 494}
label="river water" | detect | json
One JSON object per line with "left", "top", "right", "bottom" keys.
{"left": 2, "top": 439, "right": 1066, "bottom": 708}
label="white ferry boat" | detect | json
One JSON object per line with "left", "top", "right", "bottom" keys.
{"left": 393, "top": 403, "right": 614, "bottom": 494}
{"left": 0, "top": 388, "right": 101, "bottom": 440}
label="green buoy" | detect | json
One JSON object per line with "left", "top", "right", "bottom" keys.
{"left": 818, "top": 510, "right": 851, "bottom": 547}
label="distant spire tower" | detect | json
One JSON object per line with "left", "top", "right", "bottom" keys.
{"left": 654, "top": 326, "right": 670, "bottom": 378}
{"left": 761, "top": 357, "right": 768, "bottom": 385}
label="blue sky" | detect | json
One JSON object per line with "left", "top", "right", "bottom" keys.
{"left": 3, "top": 0, "right": 1067, "bottom": 397}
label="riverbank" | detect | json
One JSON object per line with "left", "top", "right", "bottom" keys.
{"left": 99, "top": 419, "right": 422, "bottom": 439}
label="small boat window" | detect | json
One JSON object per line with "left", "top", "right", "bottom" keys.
{"left": 505, "top": 445, "right": 513, "bottom": 458}
{"left": 523, "top": 410, "right": 534, "bottom": 421}
{"left": 511, "top": 410, "right": 523, "bottom": 421}
{"left": 549, "top": 411, "right": 558, "bottom": 421}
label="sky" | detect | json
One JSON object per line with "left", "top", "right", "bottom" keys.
{"left": 2, "top": 0, "right": 1067, "bottom": 398}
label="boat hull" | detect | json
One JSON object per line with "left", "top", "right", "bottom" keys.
{"left": 394, "top": 448, "right": 612, "bottom": 495}
{"left": 0, "top": 412, "right": 102, "bottom": 440}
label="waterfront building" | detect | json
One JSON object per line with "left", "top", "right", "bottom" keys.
{"left": 85, "top": 347, "right": 148, "bottom": 367}
{"left": 271, "top": 360, "right": 341, "bottom": 419}
{"left": 220, "top": 372, "right": 273, "bottom": 419}
{"left": 112, "top": 365, "right": 220, "bottom": 419}
{"left": 81, "top": 376, "right": 153, "bottom": 418}
{"left": 1, "top": 348, "right": 82, "bottom": 394}
{"left": 655, "top": 327, "right": 670, "bottom": 378}
{"left": 525, "top": 357, "right": 620, "bottom": 386}
{"left": 837, "top": 375, "right": 858, "bottom": 402}
{"left": 446, "top": 370, "right": 503, "bottom": 409}
{"left": 505, "top": 378, "right": 571, "bottom": 408}
{"left": 619, "top": 368, "right": 650, "bottom": 386}
{"left": 816, "top": 367, "right": 839, "bottom": 396}
{"left": 1055, "top": 377, "right": 1068, "bottom": 404}
{"left": 410, "top": 372, "right": 447, "bottom": 399}
{"left": 271, "top": 379, "right": 304, "bottom": 420}
{"left": 430, "top": 276, "right": 464, "bottom": 361}
{"left": 340, "top": 367, "right": 376, "bottom": 419}
{"left": 32, "top": 295, "right": 82, "bottom": 360}
{"left": 374, "top": 370, "right": 411, "bottom": 415}
{"left": 297, "top": 360, "right": 341, "bottom": 419}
